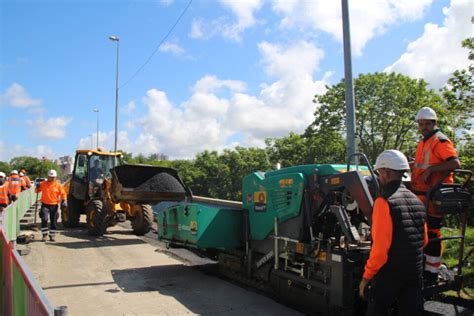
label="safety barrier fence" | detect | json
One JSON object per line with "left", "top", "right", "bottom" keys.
{"left": 1, "top": 188, "right": 54, "bottom": 315}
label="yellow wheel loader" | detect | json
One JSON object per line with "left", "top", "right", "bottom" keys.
{"left": 62, "top": 149, "right": 189, "bottom": 236}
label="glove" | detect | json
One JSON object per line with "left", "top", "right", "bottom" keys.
{"left": 61, "top": 201, "right": 67, "bottom": 209}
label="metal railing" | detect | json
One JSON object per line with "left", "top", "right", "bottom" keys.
{"left": 1, "top": 188, "right": 55, "bottom": 315}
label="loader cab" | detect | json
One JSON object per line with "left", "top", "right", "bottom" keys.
{"left": 69, "top": 150, "right": 121, "bottom": 202}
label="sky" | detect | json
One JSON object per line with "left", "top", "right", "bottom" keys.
{"left": 0, "top": 0, "right": 472, "bottom": 162}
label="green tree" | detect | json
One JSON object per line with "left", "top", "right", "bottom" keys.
{"left": 308, "top": 72, "right": 445, "bottom": 162}
{"left": 441, "top": 38, "right": 473, "bottom": 143}
{"left": 0, "top": 161, "right": 12, "bottom": 175}
{"left": 9, "top": 156, "right": 61, "bottom": 179}
{"left": 220, "top": 147, "right": 271, "bottom": 200}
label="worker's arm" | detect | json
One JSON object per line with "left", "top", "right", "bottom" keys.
{"left": 363, "top": 197, "right": 393, "bottom": 280}
{"left": 59, "top": 184, "right": 67, "bottom": 201}
{"left": 421, "top": 140, "right": 460, "bottom": 183}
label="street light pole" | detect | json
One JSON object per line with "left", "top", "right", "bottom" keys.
{"left": 89, "top": 134, "right": 93, "bottom": 149}
{"left": 341, "top": 0, "right": 357, "bottom": 159}
{"left": 93, "top": 108, "right": 99, "bottom": 149}
{"left": 109, "top": 35, "right": 120, "bottom": 153}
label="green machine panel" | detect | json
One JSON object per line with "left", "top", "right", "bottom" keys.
{"left": 242, "top": 164, "right": 369, "bottom": 240}
{"left": 156, "top": 203, "right": 242, "bottom": 249}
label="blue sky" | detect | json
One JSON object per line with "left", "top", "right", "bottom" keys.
{"left": 0, "top": 0, "right": 471, "bottom": 161}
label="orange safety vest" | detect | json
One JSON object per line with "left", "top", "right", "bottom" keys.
{"left": 8, "top": 175, "right": 24, "bottom": 195}
{"left": 0, "top": 183, "right": 9, "bottom": 205}
{"left": 36, "top": 180, "right": 66, "bottom": 205}
{"left": 411, "top": 130, "right": 458, "bottom": 193}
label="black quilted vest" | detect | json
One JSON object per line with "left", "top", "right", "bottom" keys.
{"left": 379, "top": 181, "right": 426, "bottom": 278}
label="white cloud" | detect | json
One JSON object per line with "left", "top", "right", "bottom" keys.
{"left": 160, "top": 0, "right": 173, "bottom": 7}
{"left": 272, "top": 0, "right": 433, "bottom": 55}
{"left": 74, "top": 41, "right": 329, "bottom": 159}
{"left": 385, "top": 0, "right": 472, "bottom": 88}
{"left": 0, "top": 83, "right": 42, "bottom": 107}
{"left": 122, "top": 101, "right": 136, "bottom": 114}
{"left": 0, "top": 141, "right": 56, "bottom": 162}
{"left": 159, "top": 41, "right": 185, "bottom": 55}
{"left": 189, "top": 19, "right": 205, "bottom": 38}
{"left": 188, "top": 0, "right": 264, "bottom": 41}
{"left": 27, "top": 117, "right": 72, "bottom": 140}
{"left": 116, "top": 40, "right": 329, "bottom": 158}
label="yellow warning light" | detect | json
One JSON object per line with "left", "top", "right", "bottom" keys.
{"left": 330, "top": 177, "right": 341, "bottom": 185}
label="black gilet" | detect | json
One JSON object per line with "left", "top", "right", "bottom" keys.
{"left": 379, "top": 180, "right": 426, "bottom": 277}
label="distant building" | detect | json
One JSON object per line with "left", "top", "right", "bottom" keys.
{"left": 55, "top": 155, "right": 74, "bottom": 176}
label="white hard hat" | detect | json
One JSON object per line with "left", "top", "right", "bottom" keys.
{"left": 11, "top": 170, "right": 18, "bottom": 175}
{"left": 19, "top": 172, "right": 24, "bottom": 176}
{"left": 48, "top": 169, "right": 57, "bottom": 177}
{"left": 0, "top": 172, "right": 5, "bottom": 178}
{"left": 415, "top": 107, "right": 437, "bottom": 121}
{"left": 374, "top": 150, "right": 410, "bottom": 171}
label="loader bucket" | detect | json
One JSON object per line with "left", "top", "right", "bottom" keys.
{"left": 111, "top": 164, "right": 189, "bottom": 203}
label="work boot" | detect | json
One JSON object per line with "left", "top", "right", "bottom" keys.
{"left": 41, "top": 235, "right": 47, "bottom": 242}
{"left": 49, "top": 235, "right": 55, "bottom": 242}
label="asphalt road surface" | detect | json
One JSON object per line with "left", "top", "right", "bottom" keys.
{"left": 21, "top": 217, "right": 302, "bottom": 316}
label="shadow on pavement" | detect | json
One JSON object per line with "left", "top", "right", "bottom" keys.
{"left": 111, "top": 264, "right": 252, "bottom": 315}
{"left": 47, "top": 229, "right": 147, "bottom": 249}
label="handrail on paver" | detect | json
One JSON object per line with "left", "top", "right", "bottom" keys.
{"left": 1, "top": 188, "right": 56, "bottom": 315}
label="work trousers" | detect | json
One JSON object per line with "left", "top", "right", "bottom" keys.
{"left": 424, "top": 216, "right": 443, "bottom": 276}
{"left": 40, "top": 204, "right": 59, "bottom": 237}
{"left": 367, "top": 270, "right": 423, "bottom": 316}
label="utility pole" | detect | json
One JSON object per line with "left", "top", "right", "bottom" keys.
{"left": 341, "top": 0, "right": 357, "bottom": 159}
{"left": 109, "top": 35, "right": 120, "bottom": 153}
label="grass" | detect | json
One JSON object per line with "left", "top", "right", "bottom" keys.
{"left": 442, "top": 225, "right": 473, "bottom": 297}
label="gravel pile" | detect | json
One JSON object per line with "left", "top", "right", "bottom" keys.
{"left": 114, "top": 165, "right": 186, "bottom": 193}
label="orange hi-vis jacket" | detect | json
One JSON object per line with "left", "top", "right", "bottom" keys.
{"left": 0, "top": 182, "right": 9, "bottom": 205}
{"left": 411, "top": 129, "right": 458, "bottom": 194}
{"left": 8, "top": 175, "right": 25, "bottom": 196}
{"left": 35, "top": 180, "right": 66, "bottom": 205}
{"left": 21, "top": 175, "right": 31, "bottom": 188}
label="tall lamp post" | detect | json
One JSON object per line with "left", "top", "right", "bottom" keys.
{"left": 93, "top": 108, "right": 99, "bottom": 149}
{"left": 109, "top": 35, "right": 120, "bottom": 153}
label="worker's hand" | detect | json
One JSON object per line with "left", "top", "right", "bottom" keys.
{"left": 359, "top": 278, "right": 370, "bottom": 299}
{"left": 61, "top": 201, "right": 67, "bottom": 209}
{"left": 421, "top": 167, "right": 432, "bottom": 184}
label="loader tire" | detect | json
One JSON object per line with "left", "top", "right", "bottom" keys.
{"left": 62, "top": 195, "right": 81, "bottom": 228}
{"left": 131, "top": 204, "right": 153, "bottom": 236}
{"left": 86, "top": 200, "right": 107, "bottom": 236}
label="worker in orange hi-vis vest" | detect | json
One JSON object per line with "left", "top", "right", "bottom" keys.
{"left": 35, "top": 169, "right": 67, "bottom": 242}
{"left": 0, "top": 172, "right": 9, "bottom": 223}
{"left": 20, "top": 169, "right": 31, "bottom": 189}
{"left": 410, "top": 107, "right": 461, "bottom": 284}
{"left": 7, "top": 170, "right": 26, "bottom": 202}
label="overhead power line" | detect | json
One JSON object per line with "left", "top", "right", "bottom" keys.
{"left": 119, "top": 0, "right": 193, "bottom": 89}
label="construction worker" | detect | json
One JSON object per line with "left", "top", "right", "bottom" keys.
{"left": 359, "top": 150, "right": 427, "bottom": 315}
{"left": 7, "top": 170, "right": 26, "bottom": 202}
{"left": 410, "top": 107, "right": 461, "bottom": 284}
{"left": 20, "top": 169, "right": 32, "bottom": 189}
{"left": 0, "top": 172, "right": 9, "bottom": 223}
{"left": 89, "top": 159, "right": 104, "bottom": 183}
{"left": 35, "top": 169, "right": 67, "bottom": 241}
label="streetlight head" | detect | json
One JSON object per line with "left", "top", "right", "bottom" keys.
{"left": 109, "top": 35, "right": 119, "bottom": 41}
{"left": 93, "top": 108, "right": 99, "bottom": 112}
